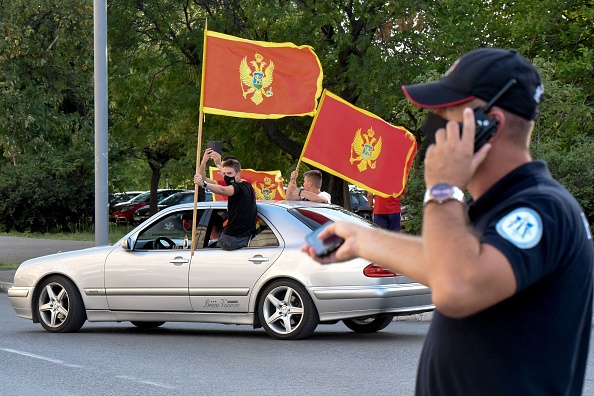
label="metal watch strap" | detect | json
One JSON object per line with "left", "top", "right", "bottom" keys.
{"left": 423, "top": 184, "right": 464, "bottom": 205}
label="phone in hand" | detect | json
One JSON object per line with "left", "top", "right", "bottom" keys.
{"left": 305, "top": 221, "right": 344, "bottom": 257}
{"left": 206, "top": 140, "right": 222, "bottom": 155}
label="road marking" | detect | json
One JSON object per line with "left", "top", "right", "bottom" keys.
{"left": 116, "top": 375, "right": 177, "bottom": 390}
{"left": 1, "top": 348, "right": 64, "bottom": 364}
{"left": 1, "top": 348, "right": 175, "bottom": 389}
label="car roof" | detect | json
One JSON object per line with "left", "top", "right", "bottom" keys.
{"left": 170, "top": 200, "right": 338, "bottom": 210}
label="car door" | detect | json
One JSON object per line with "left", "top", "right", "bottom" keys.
{"left": 189, "top": 211, "right": 283, "bottom": 313}
{"left": 105, "top": 209, "right": 206, "bottom": 312}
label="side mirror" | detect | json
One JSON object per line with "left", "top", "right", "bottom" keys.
{"left": 121, "top": 237, "right": 135, "bottom": 251}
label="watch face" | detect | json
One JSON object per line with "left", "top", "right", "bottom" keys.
{"left": 430, "top": 183, "right": 454, "bottom": 200}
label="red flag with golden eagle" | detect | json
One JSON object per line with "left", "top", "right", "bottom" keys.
{"left": 301, "top": 90, "right": 417, "bottom": 198}
{"left": 200, "top": 30, "right": 323, "bottom": 119}
{"left": 208, "top": 167, "right": 286, "bottom": 201}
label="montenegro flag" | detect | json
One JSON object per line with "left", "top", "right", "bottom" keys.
{"left": 208, "top": 167, "right": 286, "bottom": 202}
{"left": 200, "top": 30, "right": 323, "bottom": 119}
{"left": 301, "top": 91, "right": 417, "bottom": 198}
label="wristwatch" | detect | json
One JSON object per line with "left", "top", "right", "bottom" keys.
{"left": 423, "top": 183, "right": 464, "bottom": 205}
{"left": 202, "top": 181, "right": 208, "bottom": 189}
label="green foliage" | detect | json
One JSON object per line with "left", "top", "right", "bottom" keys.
{"left": 1, "top": 0, "right": 594, "bottom": 233}
{"left": 532, "top": 137, "right": 594, "bottom": 228}
{"left": 401, "top": 163, "right": 424, "bottom": 235}
{"left": 0, "top": 149, "right": 95, "bottom": 233}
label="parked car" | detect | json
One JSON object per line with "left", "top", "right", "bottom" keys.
{"left": 349, "top": 186, "right": 373, "bottom": 220}
{"left": 109, "top": 189, "right": 184, "bottom": 225}
{"left": 109, "top": 191, "right": 145, "bottom": 211}
{"left": 133, "top": 190, "right": 195, "bottom": 224}
{"left": 8, "top": 201, "right": 433, "bottom": 340}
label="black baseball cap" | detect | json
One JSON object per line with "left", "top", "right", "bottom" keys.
{"left": 401, "top": 48, "right": 544, "bottom": 120}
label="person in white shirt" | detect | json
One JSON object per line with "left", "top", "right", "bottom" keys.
{"left": 287, "top": 169, "right": 331, "bottom": 203}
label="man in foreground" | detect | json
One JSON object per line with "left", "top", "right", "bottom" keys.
{"left": 303, "top": 48, "right": 593, "bottom": 395}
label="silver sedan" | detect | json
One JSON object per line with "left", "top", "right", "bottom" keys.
{"left": 8, "top": 201, "right": 433, "bottom": 340}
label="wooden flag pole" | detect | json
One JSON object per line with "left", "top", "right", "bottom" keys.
{"left": 190, "top": 110, "right": 204, "bottom": 257}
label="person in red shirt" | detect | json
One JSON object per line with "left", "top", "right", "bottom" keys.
{"left": 367, "top": 193, "right": 402, "bottom": 232}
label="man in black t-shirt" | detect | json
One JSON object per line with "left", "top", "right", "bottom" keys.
{"left": 195, "top": 152, "right": 256, "bottom": 250}
{"left": 302, "top": 48, "right": 593, "bottom": 395}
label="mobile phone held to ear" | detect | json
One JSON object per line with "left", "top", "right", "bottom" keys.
{"left": 463, "top": 79, "right": 517, "bottom": 153}
{"left": 305, "top": 222, "right": 344, "bottom": 257}
{"left": 468, "top": 109, "right": 498, "bottom": 153}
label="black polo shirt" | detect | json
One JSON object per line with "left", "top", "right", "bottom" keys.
{"left": 224, "top": 181, "right": 256, "bottom": 238}
{"left": 416, "top": 161, "right": 593, "bottom": 396}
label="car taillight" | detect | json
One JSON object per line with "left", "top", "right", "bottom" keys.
{"left": 363, "top": 264, "right": 401, "bottom": 277}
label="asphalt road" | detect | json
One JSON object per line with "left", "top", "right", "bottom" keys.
{"left": 0, "top": 293, "right": 426, "bottom": 395}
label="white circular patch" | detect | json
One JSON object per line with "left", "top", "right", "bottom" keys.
{"left": 495, "top": 208, "right": 543, "bottom": 249}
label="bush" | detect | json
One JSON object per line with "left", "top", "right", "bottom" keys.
{"left": 0, "top": 154, "right": 94, "bottom": 233}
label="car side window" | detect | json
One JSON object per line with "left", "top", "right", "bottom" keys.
{"left": 136, "top": 209, "right": 204, "bottom": 250}
{"left": 248, "top": 217, "right": 280, "bottom": 248}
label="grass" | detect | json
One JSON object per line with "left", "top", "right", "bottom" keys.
{"left": 0, "top": 262, "right": 19, "bottom": 270}
{"left": 0, "top": 224, "right": 134, "bottom": 243}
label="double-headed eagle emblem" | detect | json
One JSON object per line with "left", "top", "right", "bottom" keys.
{"left": 252, "top": 176, "right": 278, "bottom": 200}
{"left": 350, "top": 127, "right": 382, "bottom": 172}
{"left": 240, "top": 53, "right": 274, "bottom": 105}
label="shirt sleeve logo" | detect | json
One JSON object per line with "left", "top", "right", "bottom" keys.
{"left": 496, "top": 208, "right": 543, "bottom": 249}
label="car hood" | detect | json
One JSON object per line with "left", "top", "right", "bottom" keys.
{"left": 14, "top": 245, "right": 118, "bottom": 288}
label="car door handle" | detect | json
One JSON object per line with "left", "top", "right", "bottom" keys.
{"left": 170, "top": 256, "right": 189, "bottom": 265}
{"left": 248, "top": 255, "right": 269, "bottom": 264}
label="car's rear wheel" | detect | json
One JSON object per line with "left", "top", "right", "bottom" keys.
{"left": 343, "top": 315, "right": 394, "bottom": 333}
{"left": 258, "top": 279, "right": 318, "bottom": 340}
{"left": 130, "top": 321, "right": 165, "bottom": 329}
{"left": 36, "top": 276, "right": 86, "bottom": 333}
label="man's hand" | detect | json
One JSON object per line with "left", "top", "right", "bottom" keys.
{"left": 201, "top": 148, "right": 214, "bottom": 165}
{"left": 424, "top": 108, "right": 491, "bottom": 190}
{"left": 289, "top": 170, "right": 299, "bottom": 185}
{"left": 194, "top": 174, "right": 203, "bottom": 185}
{"left": 212, "top": 151, "right": 222, "bottom": 169}
{"left": 301, "top": 221, "right": 363, "bottom": 264}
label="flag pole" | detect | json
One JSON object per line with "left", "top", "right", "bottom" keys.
{"left": 191, "top": 110, "right": 204, "bottom": 257}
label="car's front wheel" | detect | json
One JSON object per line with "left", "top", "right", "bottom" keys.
{"left": 343, "top": 315, "right": 394, "bottom": 333}
{"left": 258, "top": 279, "right": 318, "bottom": 340}
{"left": 36, "top": 276, "right": 86, "bottom": 333}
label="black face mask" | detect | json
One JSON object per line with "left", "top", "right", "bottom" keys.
{"left": 420, "top": 112, "right": 449, "bottom": 147}
{"left": 223, "top": 175, "right": 235, "bottom": 186}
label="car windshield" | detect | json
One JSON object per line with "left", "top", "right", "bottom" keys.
{"left": 158, "top": 192, "right": 185, "bottom": 206}
{"left": 129, "top": 191, "right": 150, "bottom": 203}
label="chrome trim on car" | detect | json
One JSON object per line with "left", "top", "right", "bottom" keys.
{"left": 84, "top": 289, "right": 106, "bottom": 295}
{"left": 189, "top": 288, "right": 250, "bottom": 296}
{"left": 105, "top": 288, "right": 189, "bottom": 296}
{"left": 311, "top": 283, "right": 429, "bottom": 300}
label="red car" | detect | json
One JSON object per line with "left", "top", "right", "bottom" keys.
{"left": 109, "top": 189, "right": 184, "bottom": 225}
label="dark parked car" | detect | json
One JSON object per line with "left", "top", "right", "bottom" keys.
{"left": 133, "top": 190, "right": 195, "bottom": 224}
{"left": 109, "top": 189, "right": 185, "bottom": 225}
{"left": 109, "top": 191, "right": 145, "bottom": 211}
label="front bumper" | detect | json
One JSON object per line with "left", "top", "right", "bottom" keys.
{"left": 7, "top": 286, "right": 35, "bottom": 320}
